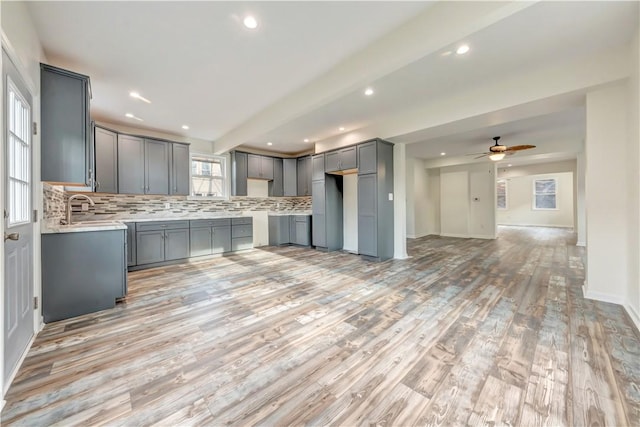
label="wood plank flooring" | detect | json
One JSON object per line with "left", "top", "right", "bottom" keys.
{"left": 3, "top": 226, "right": 640, "bottom": 426}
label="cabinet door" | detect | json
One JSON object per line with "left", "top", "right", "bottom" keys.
{"left": 340, "top": 146, "right": 357, "bottom": 170}
{"left": 94, "top": 127, "right": 118, "bottom": 193}
{"left": 295, "top": 219, "right": 310, "bottom": 246}
{"left": 312, "top": 180, "right": 325, "bottom": 214}
{"left": 358, "top": 141, "right": 377, "bottom": 175}
{"left": 125, "top": 222, "right": 136, "bottom": 266}
{"left": 261, "top": 156, "right": 274, "bottom": 180}
{"left": 40, "top": 64, "right": 90, "bottom": 185}
{"left": 117, "top": 135, "right": 145, "bottom": 194}
{"left": 247, "top": 154, "right": 262, "bottom": 179}
{"left": 145, "top": 139, "right": 170, "bottom": 195}
{"left": 165, "top": 228, "right": 190, "bottom": 261}
{"left": 190, "top": 227, "right": 212, "bottom": 257}
{"left": 271, "top": 158, "right": 284, "bottom": 196}
{"left": 232, "top": 152, "right": 248, "bottom": 196}
{"left": 289, "top": 216, "right": 297, "bottom": 244}
{"left": 283, "top": 158, "right": 297, "bottom": 196}
{"left": 297, "top": 157, "right": 308, "bottom": 195}
{"left": 312, "top": 213, "right": 326, "bottom": 247}
{"left": 312, "top": 154, "right": 325, "bottom": 181}
{"left": 171, "top": 143, "right": 190, "bottom": 195}
{"left": 325, "top": 151, "right": 340, "bottom": 173}
{"left": 358, "top": 174, "right": 378, "bottom": 257}
{"left": 136, "top": 230, "right": 165, "bottom": 264}
{"left": 212, "top": 225, "right": 232, "bottom": 253}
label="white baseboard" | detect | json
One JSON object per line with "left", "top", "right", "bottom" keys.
{"left": 441, "top": 233, "right": 495, "bottom": 240}
{"left": 582, "top": 285, "right": 640, "bottom": 334}
{"left": 3, "top": 334, "right": 36, "bottom": 395}
{"left": 625, "top": 303, "right": 640, "bottom": 333}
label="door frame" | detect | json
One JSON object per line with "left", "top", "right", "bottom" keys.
{"left": 1, "top": 33, "right": 42, "bottom": 404}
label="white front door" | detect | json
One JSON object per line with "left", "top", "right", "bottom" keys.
{"left": 3, "top": 49, "right": 34, "bottom": 390}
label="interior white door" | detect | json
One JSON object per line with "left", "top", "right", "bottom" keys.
{"left": 3, "top": 49, "right": 34, "bottom": 390}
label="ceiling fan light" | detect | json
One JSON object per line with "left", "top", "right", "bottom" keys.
{"left": 489, "top": 153, "right": 506, "bottom": 161}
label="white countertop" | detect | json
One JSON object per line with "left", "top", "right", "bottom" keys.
{"left": 43, "top": 211, "right": 311, "bottom": 233}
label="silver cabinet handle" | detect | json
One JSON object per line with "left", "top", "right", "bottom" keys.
{"left": 4, "top": 232, "right": 19, "bottom": 241}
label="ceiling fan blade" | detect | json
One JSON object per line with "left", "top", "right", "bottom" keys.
{"left": 474, "top": 153, "right": 489, "bottom": 159}
{"left": 505, "top": 144, "right": 536, "bottom": 152}
{"left": 466, "top": 152, "right": 489, "bottom": 156}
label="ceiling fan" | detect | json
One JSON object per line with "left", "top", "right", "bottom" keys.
{"left": 472, "top": 136, "right": 536, "bottom": 161}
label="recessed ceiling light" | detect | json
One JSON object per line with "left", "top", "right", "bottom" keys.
{"left": 339, "top": 127, "right": 345, "bottom": 131}
{"left": 440, "top": 152, "right": 446, "bottom": 156}
{"left": 364, "top": 87, "right": 374, "bottom": 96}
{"left": 267, "top": 142, "right": 273, "bottom": 146}
{"left": 129, "top": 91, "right": 151, "bottom": 104}
{"left": 304, "top": 138, "right": 310, "bottom": 143}
{"left": 125, "top": 113, "right": 143, "bottom": 122}
{"left": 243, "top": 15, "right": 258, "bottom": 29}
{"left": 508, "top": 164, "right": 512, "bottom": 167}
{"left": 181, "top": 125, "right": 189, "bottom": 130}
{"left": 456, "top": 44, "right": 470, "bottom": 55}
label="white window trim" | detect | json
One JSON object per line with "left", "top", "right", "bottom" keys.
{"left": 532, "top": 177, "right": 559, "bottom": 211}
{"left": 496, "top": 179, "right": 508, "bottom": 210}
{"left": 188, "top": 152, "right": 230, "bottom": 200}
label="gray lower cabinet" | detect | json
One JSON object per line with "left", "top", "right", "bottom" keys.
{"left": 270, "top": 215, "right": 311, "bottom": 246}
{"left": 283, "top": 158, "right": 298, "bottom": 196}
{"left": 170, "top": 143, "right": 190, "bottom": 195}
{"left": 40, "top": 63, "right": 91, "bottom": 185}
{"left": 268, "top": 216, "right": 290, "bottom": 246}
{"left": 135, "top": 221, "right": 190, "bottom": 265}
{"left": 125, "top": 222, "right": 136, "bottom": 266}
{"left": 312, "top": 175, "right": 342, "bottom": 251}
{"left": 357, "top": 140, "right": 394, "bottom": 261}
{"left": 231, "top": 217, "right": 253, "bottom": 251}
{"left": 189, "top": 219, "right": 232, "bottom": 256}
{"left": 42, "top": 229, "right": 127, "bottom": 323}
{"left": 231, "top": 151, "right": 248, "bottom": 196}
{"left": 94, "top": 126, "right": 118, "bottom": 193}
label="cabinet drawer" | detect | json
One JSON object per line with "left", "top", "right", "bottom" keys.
{"left": 231, "top": 236, "right": 253, "bottom": 251}
{"left": 232, "top": 225, "right": 253, "bottom": 238}
{"left": 136, "top": 221, "right": 189, "bottom": 232}
{"left": 190, "top": 218, "right": 231, "bottom": 228}
{"left": 231, "top": 217, "right": 252, "bottom": 225}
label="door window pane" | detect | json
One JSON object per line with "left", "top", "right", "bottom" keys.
{"left": 6, "top": 77, "right": 31, "bottom": 225}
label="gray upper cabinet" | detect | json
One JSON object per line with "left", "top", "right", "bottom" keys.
{"left": 117, "top": 135, "right": 145, "bottom": 194}
{"left": 325, "top": 146, "right": 357, "bottom": 173}
{"left": 40, "top": 63, "right": 91, "bottom": 185}
{"left": 270, "top": 157, "right": 284, "bottom": 197}
{"left": 170, "top": 143, "right": 190, "bottom": 195}
{"left": 94, "top": 126, "right": 118, "bottom": 193}
{"left": 357, "top": 141, "right": 378, "bottom": 175}
{"left": 297, "top": 156, "right": 312, "bottom": 196}
{"left": 117, "top": 136, "right": 170, "bottom": 195}
{"left": 312, "top": 154, "right": 325, "bottom": 181}
{"left": 247, "top": 154, "right": 274, "bottom": 180}
{"left": 283, "top": 158, "right": 297, "bottom": 196}
{"left": 145, "top": 139, "right": 170, "bottom": 195}
{"left": 231, "top": 151, "right": 248, "bottom": 196}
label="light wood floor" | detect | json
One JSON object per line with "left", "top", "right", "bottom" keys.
{"left": 3, "top": 226, "right": 639, "bottom": 426}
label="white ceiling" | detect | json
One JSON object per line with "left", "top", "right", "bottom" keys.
{"left": 27, "top": 1, "right": 638, "bottom": 164}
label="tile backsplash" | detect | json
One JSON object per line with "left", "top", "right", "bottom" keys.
{"left": 43, "top": 183, "right": 311, "bottom": 223}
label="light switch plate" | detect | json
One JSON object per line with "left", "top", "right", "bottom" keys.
{"left": 388, "top": 193, "right": 393, "bottom": 201}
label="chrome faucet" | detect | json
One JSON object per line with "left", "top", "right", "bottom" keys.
{"left": 65, "top": 194, "right": 95, "bottom": 225}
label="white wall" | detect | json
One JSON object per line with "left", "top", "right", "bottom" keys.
{"left": 626, "top": 21, "right": 640, "bottom": 328}
{"left": 576, "top": 153, "right": 586, "bottom": 246}
{"left": 426, "top": 168, "right": 441, "bottom": 235}
{"left": 584, "top": 84, "right": 628, "bottom": 305}
{"left": 1, "top": 0, "right": 47, "bottom": 405}
{"left": 439, "top": 163, "right": 496, "bottom": 239}
{"left": 342, "top": 174, "right": 358, "bottom": 252}
{"left": 497, "top": 172, "right": 574, "bottom": 228}
{"left": 412, "top": 159, "right": 430, "bottom": 238}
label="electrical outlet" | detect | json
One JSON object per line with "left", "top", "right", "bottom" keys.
{"left": 81, "top": 203, "right": 89, "bottom": 211}
{"left": 164, "top": 202, "right": 171, "bottom": 209}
